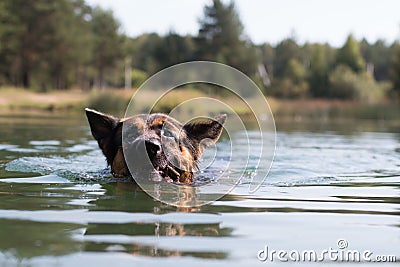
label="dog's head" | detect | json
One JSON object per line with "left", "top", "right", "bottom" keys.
{"left": 85, "top": 108, "right": 226, "bottom": 184}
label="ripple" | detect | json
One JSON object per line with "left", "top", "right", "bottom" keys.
{"left": 29, "top": 140, "right": 61, "bottom": 146}
{"left": 0, "top": 209, "right": 222, "bottom": 225}
{"left": 0, "top": 174, "right": 71, "bottom": 184}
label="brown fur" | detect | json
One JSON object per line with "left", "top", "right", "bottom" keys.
{"left": 85, "top": 108, "right": 226, "bottom": 184}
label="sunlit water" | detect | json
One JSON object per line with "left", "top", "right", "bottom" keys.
{"left": 0, "top": 114, "right": 399, "bottom": 266}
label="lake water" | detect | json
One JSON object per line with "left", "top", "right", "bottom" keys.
{"left": 0, "top": 113, "right": 399, "bottom": 266}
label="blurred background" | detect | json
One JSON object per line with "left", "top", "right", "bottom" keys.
{"left": 0, "top": 0, "right": 399, "bottom": 119}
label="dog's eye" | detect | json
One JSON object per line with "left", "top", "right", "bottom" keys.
{"left": 161, "top": 129, "right": 175, "bottom": 139}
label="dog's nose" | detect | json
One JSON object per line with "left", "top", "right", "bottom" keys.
{"left": 145, "top": 139, "right": 162, "bottom": 156}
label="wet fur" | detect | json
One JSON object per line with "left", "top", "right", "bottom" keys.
{"left": 85, "top": 108, "right": 226, "bottom": 184}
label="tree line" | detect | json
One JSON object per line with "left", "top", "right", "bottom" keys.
{"left": 0, "top": 0, "right": 125, "bottom": 91}
{"left": 0, "top": 0, "right": 399, "bottom": 101}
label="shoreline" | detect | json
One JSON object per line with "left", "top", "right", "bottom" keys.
{"left": 0, "top": 87, "right": 399, "bottom": 121}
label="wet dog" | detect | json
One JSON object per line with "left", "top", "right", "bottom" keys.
{"left": 85, "top": 108, "right": 226, "bottom": 184}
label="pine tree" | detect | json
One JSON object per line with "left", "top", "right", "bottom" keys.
{"left": 336, "top": 34, "right": 365, "bottom": 73}
{"left": 308, "top": 44, "right": 331, "bottom": 97}
{"left": 196, "top": 0, "right": 258, "bottom": 75}
{"left": 91, "top": 7, "right": 125, "bottom": 89}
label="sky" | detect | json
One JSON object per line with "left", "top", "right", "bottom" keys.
{"left": 85, "top": 0, "right": 400, "bottom": 47}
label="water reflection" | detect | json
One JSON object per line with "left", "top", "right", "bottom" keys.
{"left": 0, "top": 115, "right": 399, "bottom": 265}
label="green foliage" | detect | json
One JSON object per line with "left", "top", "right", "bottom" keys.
{"left": 259, "top": 43, "right": 274, "bottom": 77}
{"left": 198, "top": 0, "right": 243, "bottom": 52}
{"left": 389, "top": 42, "right": 400, "bottom": 97}
{"left": 91, "top": 7, "right": 125, "bottom": 89}
{"left": 130, "top": 32, "right": 196, "bottom": 75}
{"left": 274, "top": 38, "right": 303, "bottom": 78}
{"left": 154, "top": 32, "right": 196, "bottom": 68}
{"left": 335, "top": 34, "right": 365, "bottom": 73}
{"left": 130, "top": 69, "right": 148, "bottom": 88}
{"left": 269, "top": 58, "right": 309, "bottom": 99}
{"left": 285, "top": 59, "right": 308, "bottom": 82}
{"left": 129, "top": 33, "right": 163, "bottom": 74}
{"left": 196, "top": 0, "right": 259, "bottom": 76}
{"left": 328, "top": 65, "right": 388, "bottom": 102}
{"left": 0, "top": 0, "right": 396, "bottom": 103}
{"left": 0, "top": 0, "right": 126, "bottom": 90}
{"left": 86, "top": 90, "right": 128, "bottom": 114}
{"left": 308, "top": 44, "right": 334, "bottom": 97}
{"left": 270, "top": 78, "right": 309, "bottom": 99}
{"left": 360, "top": 39, "right": 392, "bottom": 81}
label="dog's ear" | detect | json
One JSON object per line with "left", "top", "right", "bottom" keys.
{"left": 85, "top": 108, "right": 119, "bottom": 141}
{"left": 183, "top": 114, "right": 227, "bottom": 146}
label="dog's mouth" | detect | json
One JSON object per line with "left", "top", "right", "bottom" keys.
{"left": 152, "top": 164, "right": 193, "bottom": 184}
{"left": 154, "top": 164, "right": 180, "bottom": 182}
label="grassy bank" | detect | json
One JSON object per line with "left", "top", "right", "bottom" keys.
{"left": 0, "top": 87, "right": 268, "bottom": 117}
{"left": 0, "top": 87, "right": 399, "bottom": 121}
{"left": 0, "top": 87, "right": 88, "bottom": 112}
{"left": 0, "top": 87, "right": 132, "bottom": 115}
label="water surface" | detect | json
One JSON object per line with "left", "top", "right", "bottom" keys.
{"left": 0, "top": 113, "right": 399, "bottom": 266}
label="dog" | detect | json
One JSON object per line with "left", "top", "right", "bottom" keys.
{"left": 85, "top": 108, "right": 226, "bottom": 184}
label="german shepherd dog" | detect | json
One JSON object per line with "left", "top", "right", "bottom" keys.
{"left": 85, "top": 108, "right": 226, "bottom": 184}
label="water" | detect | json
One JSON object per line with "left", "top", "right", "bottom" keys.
{"left": 0, "top": 113, "right": 399, "bottom": 266}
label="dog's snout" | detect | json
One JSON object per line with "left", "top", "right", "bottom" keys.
{"left": 145, "top": 139, "right": 162, "bottom": 156}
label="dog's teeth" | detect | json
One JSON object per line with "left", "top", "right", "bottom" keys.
{"left": 167, "top": 166, "right": 180, "bottom": 177}
{"left": 164, "top": 177, "right": 173, "bottom": 183}
{"left": 155, "top": 166, "right": 159, "bottom": 171}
